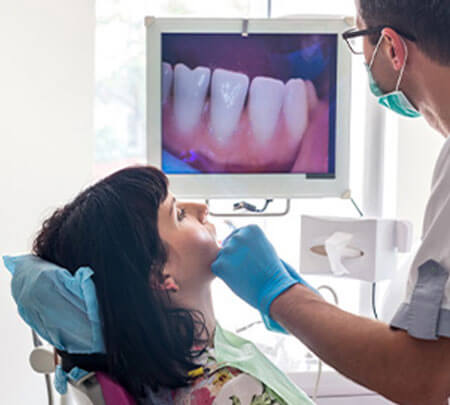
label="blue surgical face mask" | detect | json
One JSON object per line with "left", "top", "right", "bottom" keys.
{"left": 366, "top": 35, "right": 421, "bottom": 118}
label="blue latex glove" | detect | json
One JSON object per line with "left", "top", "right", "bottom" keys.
{"left": 262, "top": 259, "right": 320, "bottom": 334}
{"left": 213, "top": 225, "right": 301, "bottom": 318}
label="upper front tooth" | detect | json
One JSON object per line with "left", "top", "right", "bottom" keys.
{"left": 305, "top": 80, "right": 319, "bottom": 113}
{"left": 210, "top": 68, "right": 249, "bottom": 142}
{"left": 174, "top": 63, "right": 210, "bottom": 133}
{"left": 249, "top": 77, "right": 285, "bottom": 142}
{"left": 162, "top": 62, "right": 173, "bottom": 105}
{"left": 283, "top": 79, "right": 308, "bottom": 141}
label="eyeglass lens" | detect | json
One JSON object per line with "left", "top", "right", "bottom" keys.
{"left": 347, "top": 35, "right": 364, "bottom": 54}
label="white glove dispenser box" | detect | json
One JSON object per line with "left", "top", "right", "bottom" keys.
{"left": 300, "top": 215, "right": 413, "bottom": 282}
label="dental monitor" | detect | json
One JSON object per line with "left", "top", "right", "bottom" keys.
{"left": 146, "top": 17, "right": 352, "bottom": 198}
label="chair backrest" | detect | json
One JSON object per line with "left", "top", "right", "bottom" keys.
{"left": 28, "top": 346, "right": 136, "bottom": 405}
{"left": 67, "top": 372, "right": 137, "bottom": 405}
{"left": 96, "top": 373, "right": 136, "bottom": 405}
{"left": 68, "top": 375, "right": 105, "bottom": 405}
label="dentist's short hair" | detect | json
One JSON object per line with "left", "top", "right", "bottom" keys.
{"left": 359, "top": 0, "right": 450, "bottom": 65}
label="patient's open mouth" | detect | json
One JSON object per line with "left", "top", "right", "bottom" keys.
{"left": 161, "top": 34, "right": 336, "bottom": 174}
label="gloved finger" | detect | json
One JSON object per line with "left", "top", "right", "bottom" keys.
{"left": 212, "top": 234, "right": 248, "bottom": 274}
{"left": 219, "top": 224, "right": 261, "bottom": 251}
{"left": 241, "top": 224, "right": 266, "bottom": 239}
{"left": 234, "top": 225, "right": 278, "bottom": 254}
{"left": 219, "top": 224, "right": 265, "bottom": 254}
{"left": 226, "top": 224, "right": 262, "bottom": 240}
{"left": 221, "top": 227, "right": 242, "bottom": 247}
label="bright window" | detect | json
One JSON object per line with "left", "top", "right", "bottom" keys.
{"left": 271, "top": 0, "right": 355, "bottom": 17}
{"left": 94, "top": 0, "right": 267, "bottom": 180}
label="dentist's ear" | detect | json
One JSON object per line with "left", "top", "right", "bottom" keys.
{"left": 381, "top": 27, "right": 407, "bottom": 72}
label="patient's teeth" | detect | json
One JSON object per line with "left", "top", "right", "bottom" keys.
{"left": 162, "top": 62, "right": 173, "bottom": 105}
{"left": 174, "top": 63, "right": 210, "bottom": 133}
{"left": 306, "top": 80, "right": 319, "bottom": 113}
{"left": 283, "top": 79, "right": 308, "bottom": 141}
{"left": 249, "top": 77, "right": 285, "bottom": 142}
{"left": 210, "top": 69, "right": 249, "bottom": 142}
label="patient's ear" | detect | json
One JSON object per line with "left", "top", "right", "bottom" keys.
{"left": 162, "top": 275, "right": 179, "bottom": 292}
{"left": 150, "top": 273, "right": 179, "bottom": 292}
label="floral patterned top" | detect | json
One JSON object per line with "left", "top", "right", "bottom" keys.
{"left": 145, "top": 347, "right": 288, "bottom": 405}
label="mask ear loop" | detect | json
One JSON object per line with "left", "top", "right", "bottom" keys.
{"left": 368, "top": 34, "right": 385, "bottom": 70}
{"left": 394, "top": 38, "right": 408, "bottom": 91}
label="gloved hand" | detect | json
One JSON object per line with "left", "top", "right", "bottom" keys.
{"left": 213, "top": 225, "right": 311, "bottom": 320}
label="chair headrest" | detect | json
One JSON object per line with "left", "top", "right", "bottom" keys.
{"left": 3, "top": 254, "right": 106, "bottom": 395}
{"left": 3, "top": 254, "right": 105, "bottom": 354}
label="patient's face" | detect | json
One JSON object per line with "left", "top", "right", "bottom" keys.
{"left": 157, "top": 191, "right": 220, "bottom": 290}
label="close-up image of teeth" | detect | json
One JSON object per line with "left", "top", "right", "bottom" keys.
{"left": 160, "top": 34, "right": 337, "bottom": 174}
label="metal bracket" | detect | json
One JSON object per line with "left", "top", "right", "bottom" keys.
{"left": 344, "top": 16, "right": 356, "bottom": 27}
{"left": 340, "top": 189, "right": 352, "bottom": 199}
{"left": 241, "top": 19, "right": 249, "bottom": 37}
{"left": 206, "top": 198, "right": 291, "bottom": 217}
{"left": 144, "top": 16, "right": 156, "bottom": 27}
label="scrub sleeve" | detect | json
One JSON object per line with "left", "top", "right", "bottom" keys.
{"left": 390, "top": 137, "right": 450, "bottom": 340}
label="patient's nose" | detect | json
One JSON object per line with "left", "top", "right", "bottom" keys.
{"left": 183, "top": 202, "right": 209, "bottom": 223}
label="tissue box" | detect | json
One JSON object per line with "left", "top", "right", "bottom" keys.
{"left": 300, "top": 215, "right": 413, "bottom": 282}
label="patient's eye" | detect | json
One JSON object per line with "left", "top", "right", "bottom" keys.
{"left": 177, "top": 208, "right": 186, "bottom": 221}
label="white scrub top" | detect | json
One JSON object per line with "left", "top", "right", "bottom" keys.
{"left": 391, "top": 136, "right": 450, "bottom": 340}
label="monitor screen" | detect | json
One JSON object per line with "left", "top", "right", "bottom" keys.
{"left": 161, "top": 33, "right": 338, "bottom": 176}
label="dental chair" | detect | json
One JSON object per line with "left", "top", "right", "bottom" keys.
{"left": 29, "top": 344, "right": 136, "bottom": 405}
{"left": 4, "top": 254, "right": 137, "bottom": 405}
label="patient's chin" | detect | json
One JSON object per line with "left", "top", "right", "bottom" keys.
{"left": 206, "top": 269, "right": 217, "bottom": 281}
{"left": 206, "top": 245, "right": 221, "bottom": 267}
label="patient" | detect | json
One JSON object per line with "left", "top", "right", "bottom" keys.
{"left": 32, "top": 165, "right": 311, "bottom": 405}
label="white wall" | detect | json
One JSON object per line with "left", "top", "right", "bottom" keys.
{"left": 396, "top": 118, "right": 445, "bottom": 236}
{"left": 0, "top": 1, "right": 94, "bottom": 404}
{"left": 380, "top": 117, "right": 446, "bottom": 322}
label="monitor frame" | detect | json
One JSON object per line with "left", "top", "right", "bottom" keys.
{"left": 146, "top": 16, "right": 353, "bottom": 199}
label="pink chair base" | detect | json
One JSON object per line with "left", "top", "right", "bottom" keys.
{"left": 96, "top": 372, "right": 136, "bottom": 405}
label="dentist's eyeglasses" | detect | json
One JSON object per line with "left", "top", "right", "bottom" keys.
{"left": 342, "top": 26, "right": 417, "bottom": 55}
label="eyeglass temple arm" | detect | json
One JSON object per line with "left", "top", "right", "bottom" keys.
{"left": 342, "top": 25, "right": 416, "bottom": 42}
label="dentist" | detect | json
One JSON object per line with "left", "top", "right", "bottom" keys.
{"left": 212, "top": 1, "right": 450, "bottom": 404}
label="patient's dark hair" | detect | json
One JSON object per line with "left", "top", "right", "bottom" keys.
{"left": 32, "top": 165, "right": 208, "bottom": 403}
{"left": 359, "top": 0, "right": 450, "bottom": 65}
